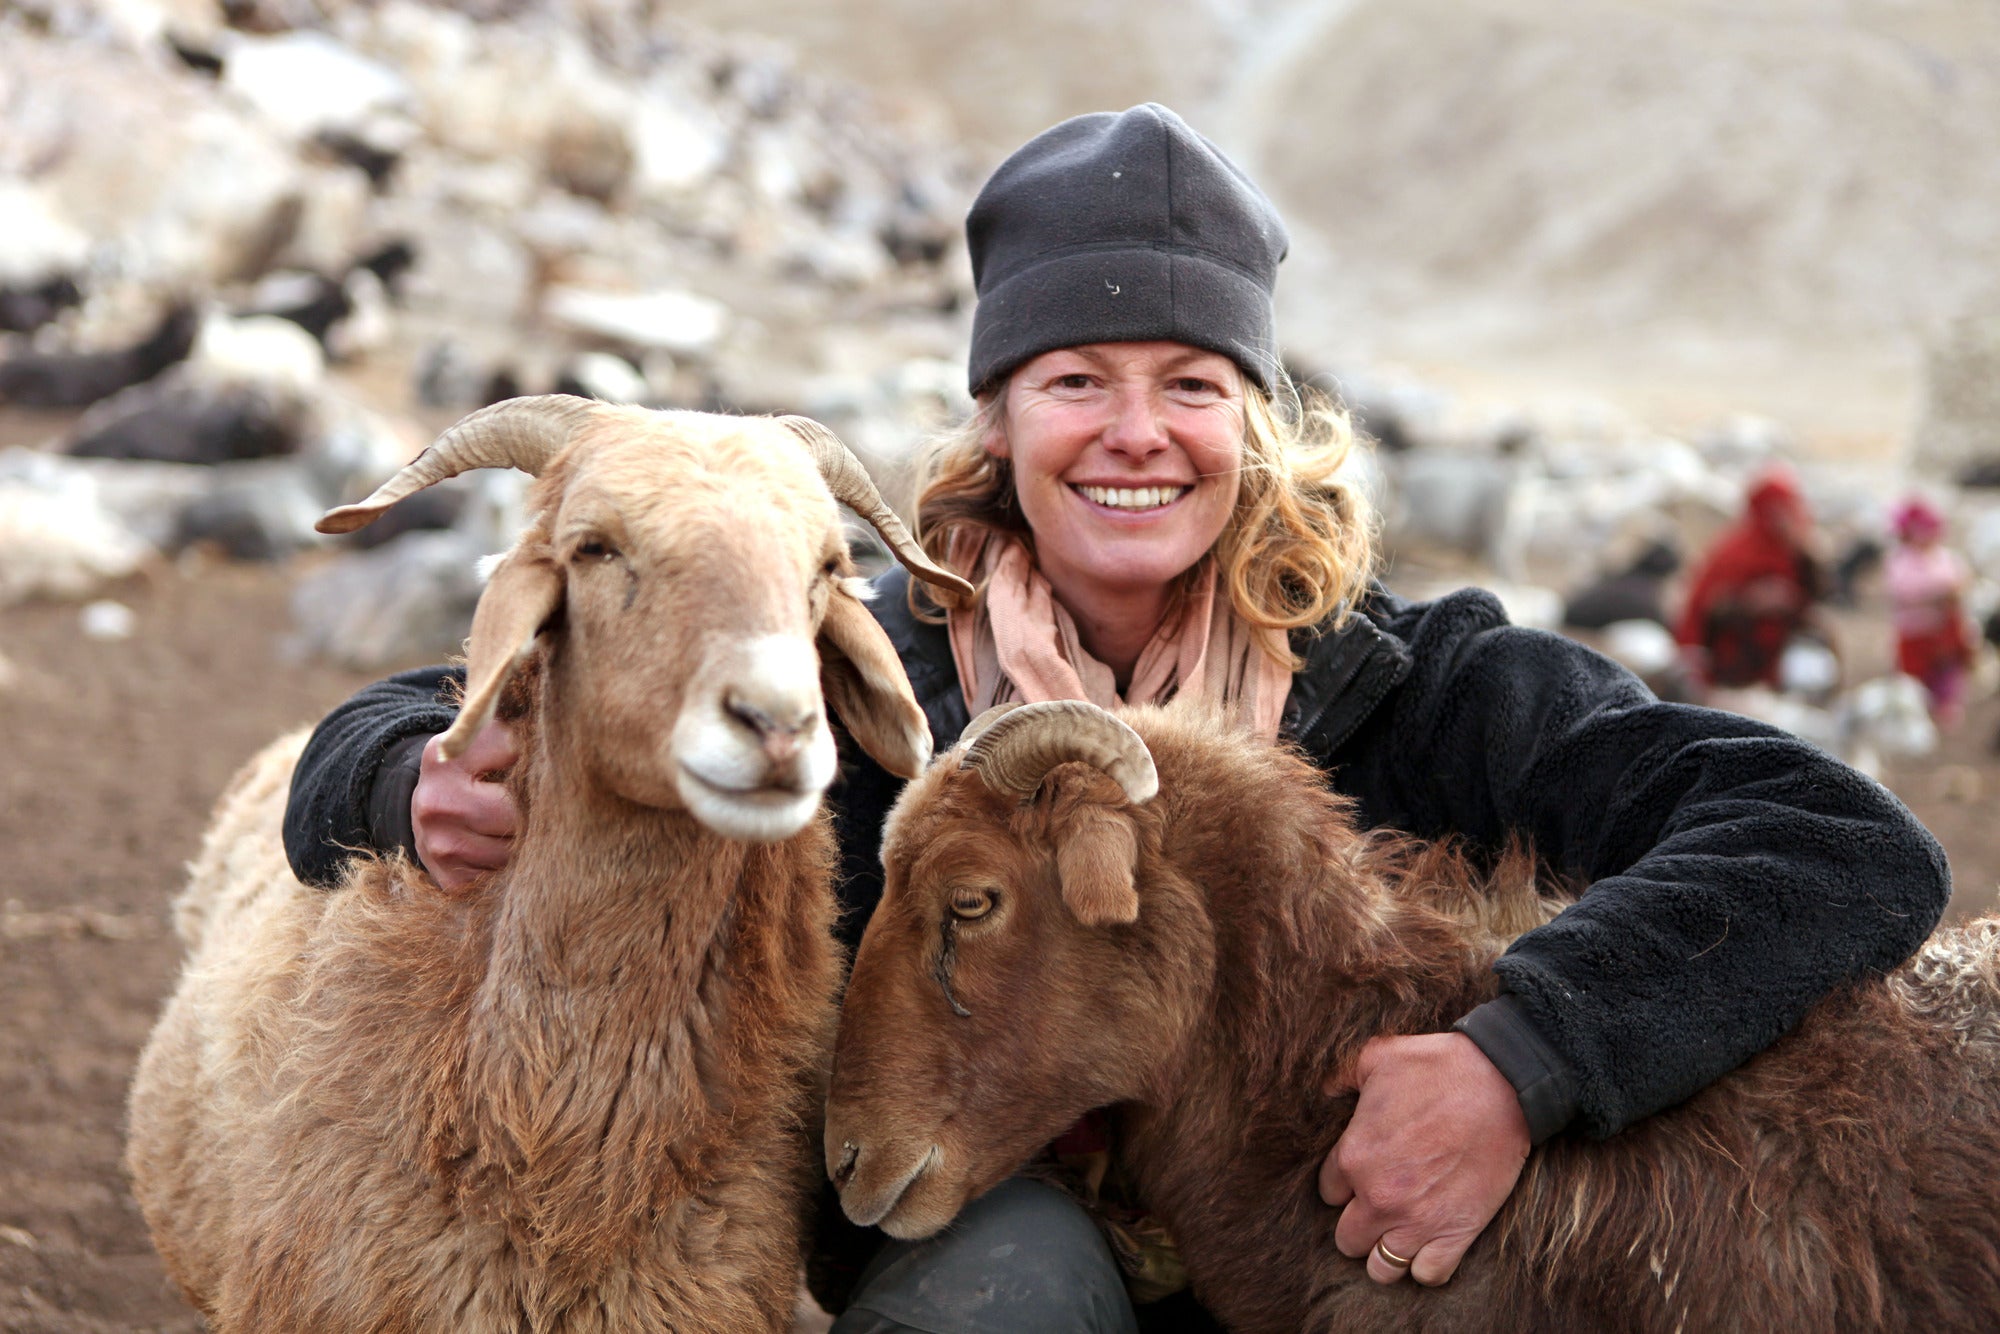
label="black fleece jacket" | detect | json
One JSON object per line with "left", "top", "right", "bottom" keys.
{"left": 282, "top": 569, "right": 1950, "bottom": 1141}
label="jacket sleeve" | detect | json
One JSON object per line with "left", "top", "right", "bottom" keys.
{"left": 282, "top": 665, "right": 465, "bottom": 888}
{"left": 1337, "top": 589, "right": 1950, "bottom": 1138}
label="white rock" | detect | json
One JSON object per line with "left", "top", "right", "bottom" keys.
{"left": 1965, "top": 506, "right": 2000, "bottom": 582}
{"left": 1713, "top": 686, "right": 1842, "bottom": 753}
{"left": 1840, "top": 674, "right": 1939, "bottom": 763}
{"left": 544, "top": 286, "right": 729, "bottom": 357}
{"left": 222, "top": 30, "right": 410, "bottom": 141}
{"left": 274, "top": 163, "right": 376, "bottom": 275}
{"left": 630, "top": 96, "right": 729, "bottom": 197}
{"left": 1602, "top": 618, "right": 1681, "bottom": 679}
{"left": 782, "top": 226, "right": 892, "bottom": 289}
{"left": 189, "top": 311, "right": 325, "bottom": 391}
{"left": 47, "top": 454, "right": 215, "bottom": 552}
{"left": 80, "top": 599, "right": 135, "bottom": 640}
{"left": 1697, "top": 414, "right": 1791, "bottom": 469}
{"left": 0, "top": 182, "right": 92, "bottom": 285}
{"left": 1709, "top": 673, "right": 1937, "bottom": 780}
{"left": 563, "top": 351, "right": 649, "bottom": 405}
{"left": 1777, "top": 639, "right": 1840, "bottom": 699}
{"left": 892, "top": 358, "right": 973, "bottom": 414}
{"left": 0, "top": 450, "right": 153, "bottom": 606}
{"left": 324, "top": 268, "right": 395, "bottom": 363}
{"left": 745, "top": 124, "right": 807, "bottom": 206}
{"left": 1484, "top": 580, "right": 1565, "bottom": 632}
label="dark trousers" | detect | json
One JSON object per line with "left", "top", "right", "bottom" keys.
{"left": 830, "top": 1179, "right": 1138, "bottom": 1333}
{"left": 828, "top": 1178, "right": 1223, "bottom": 1334}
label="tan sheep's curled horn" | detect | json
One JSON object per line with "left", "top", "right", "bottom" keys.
{"left": 777, "top": 415, "right": 975, "bottom": 598}
{"left": 960, "top": 700, "right": 1158, "bottom": 805}
{"left": 315, "top": 395, "right": 603, "bottom": 534}
{"left": 955, "top": 703, "right": 1021, "bottom": 753}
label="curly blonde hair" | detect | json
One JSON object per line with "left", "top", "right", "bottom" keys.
{"left": 911, "top": 370, "right": 1378, "bottom": 663}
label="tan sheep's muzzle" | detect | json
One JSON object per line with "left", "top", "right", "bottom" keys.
{"left": 670, "top": 634, "right": 836, "bottom": 842}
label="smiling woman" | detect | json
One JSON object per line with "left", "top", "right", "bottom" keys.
{"left": 277, "top": 102, "right": 1950, "bottom": 1334}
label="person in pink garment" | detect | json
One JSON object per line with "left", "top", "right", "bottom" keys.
{"left": 1884, "top": 495, "right": 1975, "bottom": 728}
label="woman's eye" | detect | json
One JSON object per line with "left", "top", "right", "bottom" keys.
{"left": 1174, "top": 377, "right": 1217, "bottom": 394}
{"left": 949, "top": 888, "right": 996, "bottom": 921}
{"left": 1053, "top": 373, "right": 1093, "bottom": 390}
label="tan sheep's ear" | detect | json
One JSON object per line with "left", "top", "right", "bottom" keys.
{"left": 1055, "top": 804, "right": 1140, "bottom": 926}
{"left": 436, "top": 551, "right": 564, "bottom": 761}
{"left": 818, "top": 584, "right": 930, "bottom": 779}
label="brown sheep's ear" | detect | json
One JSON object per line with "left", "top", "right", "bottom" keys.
{"left": 437, "top": 551, "right": 563, "bottom": 761}
{"left": 1055, "top": 805, "right": 1140, "bottom": 926}
{"left": 818, "top": 584, "right": 931, "bottom": 779}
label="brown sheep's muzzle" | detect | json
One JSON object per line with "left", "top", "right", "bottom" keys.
{"left": 825, "top": 1127, "right": 970, "bottom": 1239}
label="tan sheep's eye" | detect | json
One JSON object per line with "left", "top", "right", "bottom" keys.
{"left": 949, "top": 887, "right": 996, "bottom": 921}
{"left": 573, "top": 538, "right": 617, "bottom": 562}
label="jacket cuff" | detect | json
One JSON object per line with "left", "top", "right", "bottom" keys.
{"left": 1453, "top": 995, "right": 1579, "bottom": 1144}
{"left": 365, "top": 732, "right": 431, "bottom": 873}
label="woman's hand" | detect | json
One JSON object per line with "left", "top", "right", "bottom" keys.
{"left": 1319, "top": 1032, "right": 1529, "bottom": 1286}
{"left": 412, "top": 720, "right": 520, "bottom": 892}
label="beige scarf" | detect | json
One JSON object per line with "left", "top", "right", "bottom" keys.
{"left": 946, "top": 532, "right": 1292, "bottom": 740}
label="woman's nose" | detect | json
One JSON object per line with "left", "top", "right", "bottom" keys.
{"left": 1101, "top": 388, "right": 1170, "bottom": 461}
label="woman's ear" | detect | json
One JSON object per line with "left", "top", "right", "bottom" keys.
{"left": 980, "top": 399, "right": 1011, "bottom": 460}
{"left": 818, "top": 585, "right": 931, "bottom": 779}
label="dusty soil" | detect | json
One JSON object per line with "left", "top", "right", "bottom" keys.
{"left": 0, "top": 560, "right": 391, "bottom": 1332}
{"left": 0, "top": 556, "right": 1995, "bottom": 1332}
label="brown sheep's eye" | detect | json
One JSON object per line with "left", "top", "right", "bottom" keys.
{"left": 949, "top": 888, "right": 996, "bottom": 921}
{"left": 573, "top": 539, "right": 617, "bottom": 562}
{"left": 822, "top": 555, "right": 842, "bottom": 577}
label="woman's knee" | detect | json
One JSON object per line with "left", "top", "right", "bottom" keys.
{"left": 831, "top": 1178, "right": 1139, "bottom": 1334}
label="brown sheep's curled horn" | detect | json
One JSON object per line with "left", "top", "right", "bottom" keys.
{"left": 316, "top": 395, "right": 603, "bottom": 534}
{"left": 959, "top": 700, "right": 1158, "bottom": 805}
{"left": 777, "top": 415, "right": 975, "bottom": 598}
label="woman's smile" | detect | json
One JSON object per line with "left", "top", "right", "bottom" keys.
{"left": 987, "top": 341, "right": 1245, "bottom": 634}
{"left": 1069, "top": 482, "right": 1195, "bottom": 513}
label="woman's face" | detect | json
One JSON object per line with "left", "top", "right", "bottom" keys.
{"left": 987, "top": 341, "right": 1245, "bottom": 612}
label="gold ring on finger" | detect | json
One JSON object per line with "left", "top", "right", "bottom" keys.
{"left": 1374, "top": 1238, "right": 1414, "bottom": 1269}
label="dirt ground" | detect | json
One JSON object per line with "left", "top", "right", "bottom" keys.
{"left": 1, "top": 553, "right": 1996, "bottom": 1333}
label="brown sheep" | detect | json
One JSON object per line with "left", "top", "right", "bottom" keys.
{"left": 125, "top": 396, "right": 971, "bottom": 1333}
{"left": 824, "top": 699, "right": 2000, "bottom": 1333}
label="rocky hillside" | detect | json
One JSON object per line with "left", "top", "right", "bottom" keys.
{"left": 668, "top": 0, "right": 2000, "bottom": 451}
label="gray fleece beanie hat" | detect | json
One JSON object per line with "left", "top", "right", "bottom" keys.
{"left": 965, "top": 103, "right": 1289, "bottom": 398}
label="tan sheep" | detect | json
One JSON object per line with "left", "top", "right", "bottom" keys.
{"left": 826, "top": 700, "right": 2000, "bottom": 1332}
{"left": 125, "top": 395, "right": 970, "bottom": 1333}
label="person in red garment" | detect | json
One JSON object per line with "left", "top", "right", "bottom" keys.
{"left": 1675, "top": 464, "right": 1830, "bottom": 691}
{"left": 1885, "top": 494, "right": 1976, "bottom": 727}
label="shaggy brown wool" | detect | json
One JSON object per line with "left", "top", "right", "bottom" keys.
{"left": 828, "top": 704, "right": 2000, "bottom": 1333}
